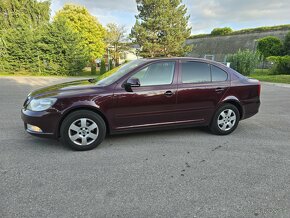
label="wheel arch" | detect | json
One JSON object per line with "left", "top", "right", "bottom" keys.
{"left": 57, "top": 106, "right": 110, "bottom": 138}
{"left": 219, "top": 97, "right": 243, "bottom": 119}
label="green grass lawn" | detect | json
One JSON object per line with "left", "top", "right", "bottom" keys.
{"left": 250, "top": 69, "right": 290, "bottom": 84}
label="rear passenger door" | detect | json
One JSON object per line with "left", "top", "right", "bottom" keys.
{"left": 176, "top": 60, "right": 229, "bottom": 124}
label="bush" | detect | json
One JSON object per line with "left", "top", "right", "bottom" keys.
{"left": 109, "top": 59, "right": 114, "bottom": 70}
{"left": 100, "top": 59, "right": 106, "bottom": 74}
{"left": 267, "top": 56, "right": 290, "bottom": 75}
{"left": 257, "top": 36, "right": 283, "bottom": 59}
{"left": 211, "top": 27, "right": 233, "bottom": 36}
{"left": 283, "top": 32, "right": 290, "bottom": 55}
{"left": 227, "top": 50, "right": 260, "bottom": 76}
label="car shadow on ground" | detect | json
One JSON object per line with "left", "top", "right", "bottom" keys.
{"left": 21, "top": 126, "right": 211, "bottom": 151}
{"left": 20, "top": 134, "right": 70, "bottom": 151}
{"left": 99, "top": 126, "right": 211, "bottom": 147}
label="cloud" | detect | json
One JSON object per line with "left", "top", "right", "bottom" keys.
{"left": 51, "top": 0, "right": 137, "bottom": 27}
{"left": 52, "top": 0, "right": 137, "bottom": 13}
{"left": 51, "top": 0, "right": 290, "bottom": 34}
{"left": 184, "top": 0, "right": 290, "bottom": 33}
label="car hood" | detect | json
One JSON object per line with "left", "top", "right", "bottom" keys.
{"left": 29, "top": 79, "right": 100, "bottom": 98}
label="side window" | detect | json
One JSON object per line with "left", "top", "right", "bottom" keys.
{"left": 211, "top": 65, "right": 228, "bottom": 82}
{"left": 181, "top": 62, "right": 211, "bottom": 83}
{"left": 131, "top": 62, "right": 175, "bottom": 86}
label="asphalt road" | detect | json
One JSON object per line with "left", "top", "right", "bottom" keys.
{"left": 0, "top": 77, "right": 290, "bottom": 218}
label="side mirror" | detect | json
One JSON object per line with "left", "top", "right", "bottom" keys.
{"left": 124, "top": 77, "right": 140, "bottom": 92}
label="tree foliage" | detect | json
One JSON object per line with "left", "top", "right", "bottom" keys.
{"left": 100, "top": 59, "right": 106, "bottom": 74}
{"left": 1, "top": 24, "right": 39, "bottom": 71}
{"left": 211, "top": 27, "right": 233, "bottom": 36}
{"left": 267, "top": 56, "right": 290, "bottom": 75}
{"left": 257, "top": 36, "right": 283, "bottom": 59}
{"left": 227, "top": 50, "right": 260, "bottom": 76}
{"left": 39, "top": 18, "right": 89, "bottom": 75}
{"left": 130, "top": 0, "right": 192, "bottom": 57}
{"left": 106, "top": 23, "right": 127, "bottom": 65}
{"left": 0, "top": 1, "right": 106, "bottom": 75}
{"left": 0, "top": 0, "right": 50, "bottom": 30}
{"left": 54, "top": 4, "right": 106, "bottom": 73}
{"left": 0, "top": 0, "right": 51, "bottom": 72}
{"left": 283, "top": 32, "right": 290, "bottom": 55}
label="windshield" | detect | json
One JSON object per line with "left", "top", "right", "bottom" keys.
{"left": 95, "top": 59, "right": 147, "bottom": 86}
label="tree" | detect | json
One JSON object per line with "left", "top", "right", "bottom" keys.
{"left": 109, "top": 59, "right": 114, "bottom": 70}
{"left": 0, "top": 0, "right": 51, "bottom": 72}
{"left": 283, "top": 31, "right": 290, "bottom": 55}
{"left": 130, "top": 0, "right": 192, "bottom": 57}
{"left": 0, "top": 0, "right": 50, "bottom": 30}
{"left": 38, "top": 17, "right": 89, "bottom": 75}
{"left": 106, "top": 23, "right": 127, "bottom": 66}
{"left": 54, "top": 4, "right": 106, "bottom": 74}
{"left": 100, "top": 59, "right": 106, "bottom": 74}
{"left": 257, "top": 36, "right": 283, "bottom": 59}
{"left": 211, "top": 27, "right": 233, "bottom": 36}
{"left": 1, "top": 23, "right": 38, "bottom": 71}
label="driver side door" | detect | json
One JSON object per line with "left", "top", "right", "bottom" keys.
{"left": 111, "top": 61, "right": 178, "bottom": 131}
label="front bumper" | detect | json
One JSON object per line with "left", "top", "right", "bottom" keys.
{"left": 21, "top": 108, "right": 61, "bottom": 139}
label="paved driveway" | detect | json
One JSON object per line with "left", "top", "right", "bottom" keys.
{"left": 0, "top": 77, "right": 290, "bottom": 217}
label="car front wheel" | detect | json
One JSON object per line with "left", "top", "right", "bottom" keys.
{"left": 60, "top": 110, "right": 106, "bottom": 151}
{"left": 210, "top": 104, "right": 240, "bottom": 135}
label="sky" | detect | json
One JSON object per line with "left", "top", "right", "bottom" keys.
{"left": 50, "top": 0, "right": 290, "bottom": 34}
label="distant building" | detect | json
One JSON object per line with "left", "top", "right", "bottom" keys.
{"left": 119, "top": 44, "right": 140, "bottom": 64}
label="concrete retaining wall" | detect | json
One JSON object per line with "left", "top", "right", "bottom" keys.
{"left": 186, "top": 29, "right": 290, "bottom": 62}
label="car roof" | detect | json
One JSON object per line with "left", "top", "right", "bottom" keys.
{"left": 142, "top": 57, "right": 227, "bottom": 68}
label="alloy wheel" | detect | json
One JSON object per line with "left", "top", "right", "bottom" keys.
{"left": 217, "top": 109, "right": 236, "bottom": 131}
{"left": 68, "top": 118, "right": 99, "bottom": 146}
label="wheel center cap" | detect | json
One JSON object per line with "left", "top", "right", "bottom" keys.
{"left": 82, "top": 130, "right": 87, "bottom": 135}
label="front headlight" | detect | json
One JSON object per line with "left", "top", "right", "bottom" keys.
{"left": 27, "top": 98, "right": 57, "bottom": 111}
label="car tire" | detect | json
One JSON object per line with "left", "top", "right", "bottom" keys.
{"left": 210, "top": 103, "right": 240, "bottom": 135}
{"left": 60, "top": 110, "right": 106, "bottom": 151}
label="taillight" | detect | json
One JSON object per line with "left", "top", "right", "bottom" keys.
{"left": 258, "top": 81, "right": 261, "bottom": 97}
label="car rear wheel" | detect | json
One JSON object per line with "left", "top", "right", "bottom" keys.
{"left": 60, "top": 110, "right": 106, "bottom": 151}
{"left": 210, "top": 104, "right": 240, "bottom": 135}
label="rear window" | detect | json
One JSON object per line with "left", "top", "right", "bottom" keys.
{"left": 211, "top": 65, "right": 228, "bottom": 82}
{"left": 181, "top": 62, "right": 211, "bottom": 83}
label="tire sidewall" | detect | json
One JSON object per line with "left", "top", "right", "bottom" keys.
{"left": 61, "top": 110, "right": 106, "bottom": 151}
{"left": 211, "top": 104, "right": 240, "bottom": 135}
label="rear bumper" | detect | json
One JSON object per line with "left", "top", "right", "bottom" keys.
{"left": 21, "top": 108, "right": 61, "bottom": 139}
{"left": 241, "top": 100, "right": 260, "bottom": 120}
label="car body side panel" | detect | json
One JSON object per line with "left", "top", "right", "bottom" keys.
{"left": 175, "top": 83, "right": 230, "bottom": 125}
{"left": 221, "top": 78, "right": 260, "bottom": 119}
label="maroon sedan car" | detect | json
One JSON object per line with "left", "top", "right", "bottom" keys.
{"left": 21, "top": 58, "right": 260, "bottom": 150}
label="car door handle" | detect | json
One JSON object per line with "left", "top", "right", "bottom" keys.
{"left": 164, "top": 91, "right": 173, "bottom": 97}
{"left": 215, "top": 87, "right": 225, "bottom": 92}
